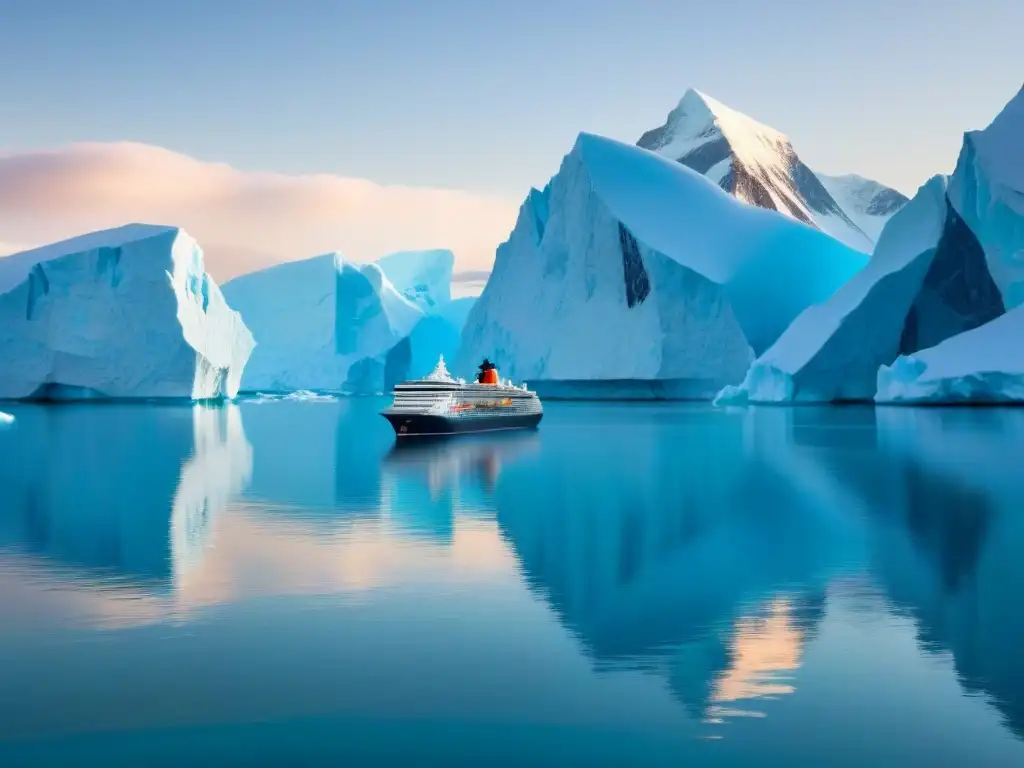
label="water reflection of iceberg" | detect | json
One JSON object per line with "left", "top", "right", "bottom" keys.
{"left": 871, "top": 409, "right": 1024, "bottom": 739}
{"left": 171, "top": 405, "right": 253, "bottom": 574}
{"left": 764, "top": 405, "right": 1024, "bottom": 739}
{"left": 0, "top": 404, "right": 251, "bottom": 593}
{"left": 241, "top": 398, "right": 394, "bottom": 518}
{"left": 380, "top": 432, "right": 540, "bottom": 541}
{"left": 493, "top": 407, "right": 846, "bottom": 722}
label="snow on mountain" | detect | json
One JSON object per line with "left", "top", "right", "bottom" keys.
{"left": 638, "top": 89, "right": 906, "bottom": 252}
{"left": 816, "top": 173, "right": 910, "bottom": 243}
{"left": 718, "top": 85, "right": 1024, "bottom": 404}
{"left": 222, "top": 249, "right": 471, "bottom": 393}
{"left": 456, "top": 132, "right": 867, "bottom": 394}
{"left": 876, "top": 304, "right": 1024, "bottom": 403}
{"left": 0, "top": 224, "right": 254, "bottom": 400}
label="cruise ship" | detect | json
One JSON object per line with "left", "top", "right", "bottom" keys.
{"left": 381, "top": 356, "right": 543, "bottom": 437}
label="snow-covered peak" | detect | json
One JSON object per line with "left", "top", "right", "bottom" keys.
{"left": 639, "top": 88, "right": 790, "bottom": 175}
{"left": 638, "top": 89, "right": 907, "bottom": 253}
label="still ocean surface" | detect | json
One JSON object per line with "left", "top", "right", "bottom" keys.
{"left": 0, "top": 398, "right": 1022, "bottom": 767}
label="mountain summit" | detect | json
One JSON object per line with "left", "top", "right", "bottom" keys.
{"left": 638, "top": 89, "right": 907, "bottom": 252}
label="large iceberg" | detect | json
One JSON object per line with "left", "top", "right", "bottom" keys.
{"left": 876, "top": 305, "right": 1024, "bottom": 403}
{"left": 0, "top": 224, "right": 254, "bottom": 400}
{"left": 457, "top": 132, "right": 867, "bottom": 394}
{"left": 222, "top": 249, "right": 473, "bottom": 393}
{"left": 719, "top": 85, "right": 1023, "bottom": 403}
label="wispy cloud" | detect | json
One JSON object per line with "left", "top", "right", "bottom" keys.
{"left": 0, "top": 142, "right": 518, "bottom": 281}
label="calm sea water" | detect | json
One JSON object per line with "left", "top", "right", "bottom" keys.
{"left": 0, "top": 398, "right": 1022, "bottom": 767}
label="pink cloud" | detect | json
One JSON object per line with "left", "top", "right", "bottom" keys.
{"left": 0, "top": 142, "right": 519, "bottom": 281}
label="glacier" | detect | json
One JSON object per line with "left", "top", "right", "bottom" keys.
{"left": 718, "top": 85, "right": 1023, "bottom": 404}
{"left": 457, "top": 132, "right": 867, "bottom": 393}
{"left": 876, "top": 305, "right": 1024, "bottom": 403}
{"left": 0, "top": 224, "right": 254, "bottom": 400}
{"left": 222, "top": 249, "right": 473, "bottom": 393}
{"left": 638, "top": 88, "right": 908, "bottom": 253}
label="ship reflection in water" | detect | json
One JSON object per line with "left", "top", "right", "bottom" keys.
{"left": 0, "top": 399, "right": 1023, "bottom": 765}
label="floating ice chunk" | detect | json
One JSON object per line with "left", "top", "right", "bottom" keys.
{"left": 876, "top": 305, "right": 1024, "bottom": 403}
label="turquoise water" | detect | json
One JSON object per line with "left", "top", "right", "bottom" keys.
{"left": 1, "top": 399, "right": 1023, "bottom": 767}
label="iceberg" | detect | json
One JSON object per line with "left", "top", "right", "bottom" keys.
{"left": 407, "top": 296, "right": 476, "bottom": 382}
{"left": 457, "top": 132, "right": 867, "bottom": 392}
{"left": 876, "top": 305, "right": 1024, "bottom": 403}
{"left": 374, "top": 249, "right": 454, "bottom": 310}
{"left": 0, "top": 410, "right": 13, "bottom": 425}
{"left": 719, "top": 85, "right": 1024, "bottom": 404}
{"left": 0, "top": 224, "right": 254, "bottom": 400}
{"left": 222, "top": 248, "right": 472, "bottom": 393}
{"left": 947, "top": 84, "right": 1024, "bottom": 309}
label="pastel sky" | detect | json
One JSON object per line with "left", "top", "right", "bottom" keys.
{"left": 0, "top": 0, "right": 1021, "bottom": 280}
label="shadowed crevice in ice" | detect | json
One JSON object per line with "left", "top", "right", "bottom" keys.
{"left": 25, "top": 264, "right": 49, "bottom": 320}
{"left": 899, "top": 197, "right": 1005, "bottom": 355}
{"left": 618, "top": 222, "right": 650, "bottom": 308}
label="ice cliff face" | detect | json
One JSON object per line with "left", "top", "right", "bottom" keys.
{"left": 223, "top": 249, "right": 472, "bottom": 393}
{"left": 948, "top": 84, "right": 1024, "bottom": 309}
{"left": 638, "top": 89, "right": 908, "bottom": 253}
{"left": 374, "top": 249, "right": 454, "bottom": 310}
{"left": 0, "top": 224, "right": 254, "bottom": 400}
{"left": 720, "top": 85, "right": 1024, "bottom": 404}
{"left": 457, "top": 133, "right": 867, "bottom": 393}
